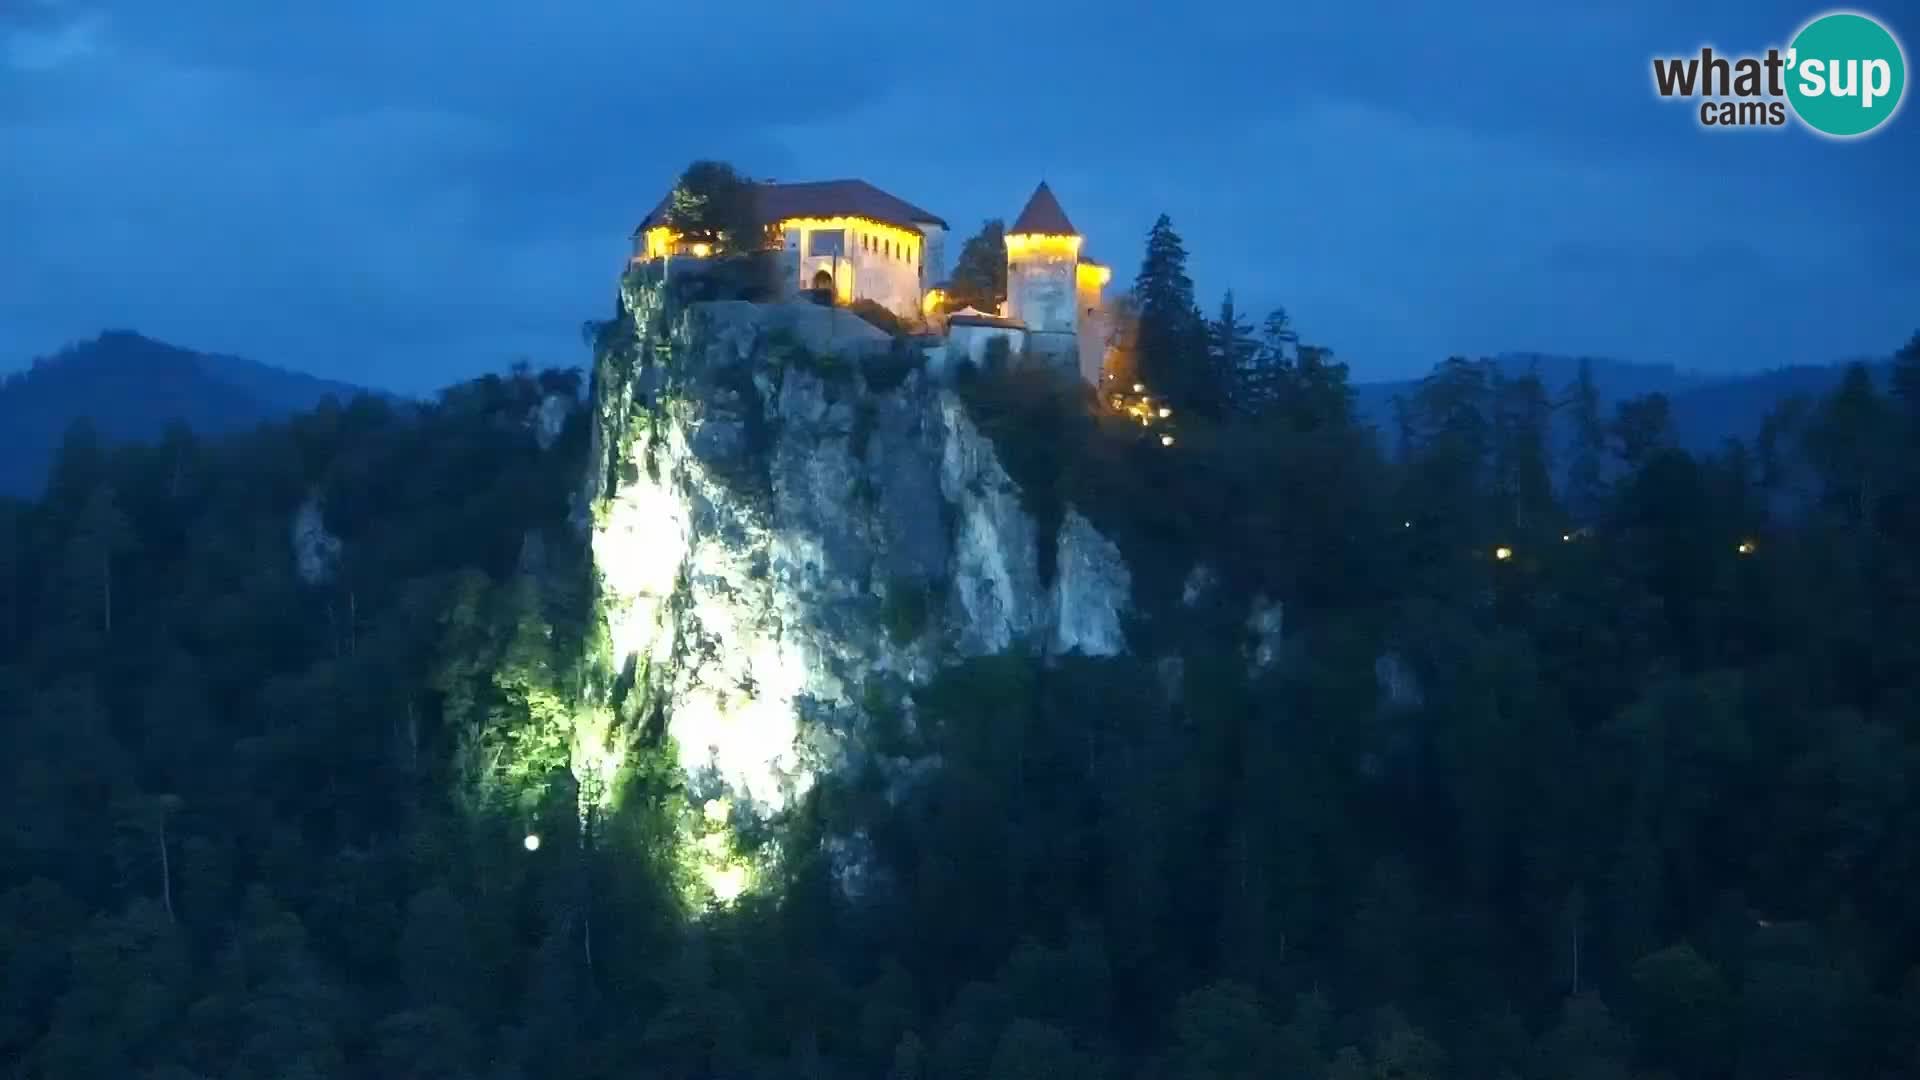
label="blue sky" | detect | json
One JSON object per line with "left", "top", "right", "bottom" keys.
{"left": 2, "top": 0, "right": 1913, "bottom": 392}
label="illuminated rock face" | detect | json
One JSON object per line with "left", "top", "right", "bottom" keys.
{"left": 291, "top": 494, "right": 342, "bottom": 586}
{"left": 587, "top": 282, "right": 1132, "bottom": 820}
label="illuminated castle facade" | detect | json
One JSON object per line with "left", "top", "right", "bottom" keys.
{"left": 633, "top": 178, "right": 1111, "bottom": 385}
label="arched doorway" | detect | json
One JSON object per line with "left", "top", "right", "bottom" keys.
{"left": 811, "top": 269, "right": 834, "bottom": 292}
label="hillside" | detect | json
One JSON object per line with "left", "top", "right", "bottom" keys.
{"left": 2, "top": 264, "right": 1918, "bottom": 1078}
{"left": 1351, "top": 352, "right": 1889, "bottom": 453}
{"left": 0, "top": 331, "right": 369, "bottom": 496}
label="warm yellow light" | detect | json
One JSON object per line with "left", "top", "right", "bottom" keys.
{"left": 1158, "top": 407, "right": 1171, "bottom": 418}
{"left": 1076, "top": 261, "right": 1111, "bottom": 289}
{"left": 523, "top": 833, "right": 541, "bottom": 852}
{"left": 689, "top": 242, "right": 712, "bottom": 258}
{"left": 643, "top": 226, "right": 675, "bottom": 261}
{"left": 1004, "top": 233, "right": 1082, "bottom": 260}
{"left": 923, "top": 288, "right": 946, "bottom": 316}
{"left": 1160, "top": 434, "right": 1175, "bottom": 447}
{"left": 1494, "top": 546, "right": 1513, "bottom": 561}
{"left": 780, "top": 215, "right": 923, "bottom": 260}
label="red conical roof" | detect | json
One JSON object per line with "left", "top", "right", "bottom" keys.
{"left": 1009, "top": 181, "right": 1077, "bottom": 236}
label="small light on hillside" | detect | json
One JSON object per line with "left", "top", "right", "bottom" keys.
{"left": 1562, "top": 533, "right": 1572, "bottom": 542}
{"left": 1158, "top": 407, "right": 1172, "bottom": 419}
{"left": 1403, "top": 521, "right": 1412, "bottom": 529}
{"left": 1494, "top": 546, "right": 1513, "bottom": 561}
{"left": 523, "top": 833, "right": 541, "bottom": 852}
{"left": 1737, "top": 540, "right": 1757, "bottom": 555}
{"left": 1160, "top": 434, "right": 1175, "bottom": 447}
{"left": 1132, "top": 383, "right": 1145, "bottom": 393}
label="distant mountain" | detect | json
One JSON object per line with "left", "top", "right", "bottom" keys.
{"left": 1352, "top": 352, "right": 1887, "bottom": 454}
{"left": 0, "top": 331, "right": 369, "bottom": 497}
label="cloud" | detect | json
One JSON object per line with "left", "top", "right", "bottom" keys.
{"left": 0, "top": 0, "right": 1911, "bottom": 391}
{"left": 2, "top": 6, "right": 104, "bottom": 72}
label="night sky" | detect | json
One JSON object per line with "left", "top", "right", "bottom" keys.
{"left": 3, "top": 0, "right": 1913, "bottom": 393}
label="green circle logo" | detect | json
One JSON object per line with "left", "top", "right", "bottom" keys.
{"left": 1786, "top": 11, "right": 1906, "bottom": 137}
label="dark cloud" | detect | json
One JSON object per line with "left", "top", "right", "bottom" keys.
{"left": 2, "top": 0, "right": 1914, "bottom": 391}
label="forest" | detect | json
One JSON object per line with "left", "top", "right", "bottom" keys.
{"left": 2, "top": 205, "right": 1918, "bottom": 1080}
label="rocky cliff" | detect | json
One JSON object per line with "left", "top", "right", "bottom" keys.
{"left": 582, "top": 271, "right": 1132, "bottom": 827}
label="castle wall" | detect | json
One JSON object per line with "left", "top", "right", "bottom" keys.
{"left": 1023, "top": 331, "right": 1080, "bottom": 377}
{"left": 783, "top": 221, "right": 924, "bottom": 317}
{"left": 948, "top": 323, "right": 1025, "bottom": 370}
{"left": 1007, "top": 250, "right": 1077, "bottom": 335}
{"left": 918, "top": 224, "right": 948, "bottom": 285}
{"left": 1075, "top": 266, "right": 1109, "bottom": 386}
{"left": 1077, "top": 308, "right": 1109, "bottom": 386}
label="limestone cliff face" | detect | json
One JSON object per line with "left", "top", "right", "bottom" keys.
{"left": 585, "top": 276, "right": 1131, "bottom": 820}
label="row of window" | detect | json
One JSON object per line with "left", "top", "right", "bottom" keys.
{"left": 859, "top": 232, "right": 914, "bottom": 264}
{"left": 797, "top": 229, "right": 918, "bottom": 266}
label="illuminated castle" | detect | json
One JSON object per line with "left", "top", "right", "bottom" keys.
{"left": 632, "top": 178, "right": 1111, "bottom": 385}
{"left": 634, "top": 179, "right": 948, "bottom": 316}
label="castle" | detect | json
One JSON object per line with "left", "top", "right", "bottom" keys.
{"left": 632, "top": 178, "right": 1112, "bottom": 385}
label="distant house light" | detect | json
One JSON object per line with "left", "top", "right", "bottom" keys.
{"left": 1494, "top": 546, "right": 1514, "bottom": 561}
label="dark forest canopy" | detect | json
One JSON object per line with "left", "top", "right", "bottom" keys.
{"left": 3, "top": 244, "right": 1920, "bottom": 1078}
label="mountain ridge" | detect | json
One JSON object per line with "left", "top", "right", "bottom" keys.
{"left": 0, "top": 331, "right": 371, "bottom": 497}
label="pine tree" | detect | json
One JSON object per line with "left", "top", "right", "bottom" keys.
{"left": 1207, "top": 292, "right": 1259, "bottom": 415}
{"left": 1563, "top": 359, "right": 1607, "bottom": 522}
{"left": 1290, "top": 344, "right": 1353, "bottom": 433}
{"left": 66, "top": 484, "right": 134, "bottom": 636}
{"left": 1239, "top": 308, "right": 1300, "bottom": 416}
{"left": 1491, "top": 368, "right": 1555, "bottom": 532}
{"left": 1132, "top": 215, "right": 1218, "bottom": 417}
{"left": 1610, "top": 393, "right": 1674, "bottom": 472}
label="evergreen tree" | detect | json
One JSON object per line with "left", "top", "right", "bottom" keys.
{"left": 1132, "top": 215, "right": 1218, "bottom": 417}
{"left": 1491, "top": 368, "right": 1556, "bottom": 533}
{"left": 1610, "top": 392, "right": 1674, "bottom": 471}
{"left": 1238, "top": 307, "right": 1299, "bottom": 417}
{"left": 1564, "top": 358, "right": 1607, "bottom": 522}
{"left": 1207, "top": 292, "right": 1259, "bottom": 415}
{"left": 1288, "top": 343, "right": 1354, "bottom": 433}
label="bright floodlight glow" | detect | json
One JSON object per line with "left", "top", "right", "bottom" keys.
{"left": 703, "top": 862, "right": 750, "bottom": 903}
{"left": 1495, "top": 546, "right": 1513, "bottom": 561}
{"left": 1158, "top": 407, "right": 1171, "bottom": 418}
{"left": 523, "top": 833, "right": 541, "bottom": 852}
{"left": 1132, "top": 383, "right": 1145, "bottom": 393}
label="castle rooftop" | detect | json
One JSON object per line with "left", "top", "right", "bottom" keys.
{"left": 1009, "top": 181, "right": 1077, "bottom": 236}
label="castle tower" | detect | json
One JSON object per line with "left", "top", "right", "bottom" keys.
{"left": 1005, "top": 182, "right": 1081, "bottom": 338}
{"left": 1005, "top": 182, "right": 1109, "bottom": 383}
